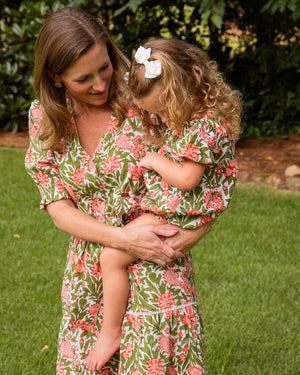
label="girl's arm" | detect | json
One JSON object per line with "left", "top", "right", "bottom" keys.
{"left": 164, "top": 220, "right": 215, "bottom": 253}
{"left": 138, "top": 152, "right": 205, "bottom": 190}
{"left": 46, "top": 198, "right": 182, "bottom": 266}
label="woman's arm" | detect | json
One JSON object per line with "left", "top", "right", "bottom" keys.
{"left": 46, "top": 199, "right": 182, "bottom": 266}
{"left": 138, "top": 152, "right": 205, "bottom": 191}
{"left": 163, "top": 220, "right": 215, "bottom": 253}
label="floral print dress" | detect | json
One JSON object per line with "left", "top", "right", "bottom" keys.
{"left": 25, "top": 100, "right": 205, "bottom": 375}
{"left": 141, "top": 116, "right": 238, "bottom": 229}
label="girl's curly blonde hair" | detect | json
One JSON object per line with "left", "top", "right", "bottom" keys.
{"left": 128, "top": 38, "right": 242, "bottom": 143}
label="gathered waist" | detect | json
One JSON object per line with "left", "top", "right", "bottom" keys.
{"left": 126, "top": 301, "right": 198, "bottom": 316}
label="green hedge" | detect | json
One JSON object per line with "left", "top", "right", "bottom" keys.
{"left": 1, "top": 0, "right": 299, "bottom": 138}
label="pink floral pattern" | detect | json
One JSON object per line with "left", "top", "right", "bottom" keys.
{"left": 141, "top": 117, "right": 238, "bottom": 228}
{"left": 25, "top": 100, "right": 205, "bottom": 374}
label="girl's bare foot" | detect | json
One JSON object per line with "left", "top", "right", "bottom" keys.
{"left": 84, "top": 328, "right": 122, "bottom": 371}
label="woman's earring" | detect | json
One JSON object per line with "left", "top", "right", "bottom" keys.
{"left": 54, "top": 82, "right": 63, "bottom": 88}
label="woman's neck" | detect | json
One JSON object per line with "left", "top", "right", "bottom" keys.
{"left": 74, "top": 104, "right": 112, "bottom": 157}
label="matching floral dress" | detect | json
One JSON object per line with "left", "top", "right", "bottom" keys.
{"left": 141, "top": 116, "right": 238, "bottom": 229}
{"left": 25, "top": 100, "right": 226, "bottom": 375}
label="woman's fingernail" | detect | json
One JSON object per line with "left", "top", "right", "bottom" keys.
{"left": 171, "top": 229, "right": 178, "bottom": 233}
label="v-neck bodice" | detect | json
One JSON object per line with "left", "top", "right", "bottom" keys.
{"left": 26, "top": 100, "right": 147, "bottom": 225}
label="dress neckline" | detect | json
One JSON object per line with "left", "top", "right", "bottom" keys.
{"left": 73, "top": 111, "right": 118, "bottom": 160}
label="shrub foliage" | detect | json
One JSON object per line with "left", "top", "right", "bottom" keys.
{"left": 0, "top": 0, "right": 299, "bottom": 137}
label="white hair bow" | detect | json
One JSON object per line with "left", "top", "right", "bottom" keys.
{"left": 134, "top": 46, "right": 162, "bottom": 79}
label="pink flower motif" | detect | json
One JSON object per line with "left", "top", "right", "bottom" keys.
{"left": 225, "top": 159, "right": 238, "bottom": 178}
{"left": 60, "top": 340, "right": 73, "bottom": 359}
{"left": 124, "top": 124, "right": 131, "bottom": 132}
{"left": 127, "top": 108, "right": 136, "bottom": 118}
{"left": 181, "top": 304, "right": 199, "bottom": 331}
{"left": 31, "top": 106, "right": 42, "bottom": 123}
{"left": 161, "top": 178, "right": 169, "bottom": 189}
{"left": 215, "top": 124, "right": 225, "bottom": 137}
{"left": 126, "top": 314, "right": 144, "bottom": 332}
{"left": 36, "top": 171, "right": 49, "bottom": 187}
{"left": 167, "top": 195, "right": 181, "bottom": 213}
{"left": 187, "top": 209, "right": 202, "bottom": 215}
{"left": 206, "top": 135, "right": 218, "bottom": 151}
{"left": 149, "top": 205, "right": 164, "bottom": 216}
{"left": 115, "top": 134, "right": 132, "bottom": 150}
{"left": 131, "top": 137, "right": 145, "bottom": 159}
{"left": 146, "top": 358, "right": 165, "bottom": 374}
{"left": 69, "top": 252, "right": 79, "bottom": 265}
{"left": 36, "top": 160, "right": 59, "bottom": 173}
{"left": 199, "top": 216, "right": 213, "bottom": 226}
{"left": 54, "top": 177, "right": 65, "bottom": 193}
{"left": 94, "top": 139, "right": 104, "bottom": 154}
{"left": 90, "top": 197, "right": 106, "bottom": 216}
{"left": 107, "top": 118, "right": 119, "bottom": 133}
{"left": 122, "top": 342, "right": 134, "bottom": 360}
{"left": 131, "top": 369, "right": 141, "bottom": 375}
{"left": 72, "top": 168, "right": 86, "bottom": 185}
{"left": 129, "top": 164, "right": 143, "bottom": 181}
{"left": 158, "top": 335, "right": 170, "bottom": 353}
{"left": 25, "top": 147, "right": 33, "bottom": 162}
{"left": 171, "top": 129, "right": 182, "bottom": 138}
{"left": 179, "top": 353, "right": 186, "bottom": 362}
{"left": 167, "top": 366, "right": 178, "bottom": 375}
{"left": 181, "top": 142, "right": 200, "bottom": 161}
{"left": 170, "top": 151, "right": 180, "bottom": 161}
{"left": 102, "top": 155, "right": 122, "bottom": 173}
{"left": 157, "top": 292, "right": 175, "bottom": 310}
{"left": 91, "top": 261, "right": 101, "bottom": 278}
{"left": 30, "top": 122, "right": 40, "bottom": 139}
{"left": 187, "top": 366, "right": 204, "bottom": 375}
{"left": 69, "top": 319, "right": 86, "bottom": 331}
{"left": 204, "top": 191, "right": 225, "bottom": 212}
{"left": 162, "top": 269, "right": 182, "bottom": 287}
{"left": 75, "top": 261, "right": 87, "bottom": 274}
{"left": 88, "top": 303, "right": 101, "bottom": 318}
{"left": 61, "top": 282, "right": 70, "bottom": 300}
{"left": 57, "top": 361, "right": 65, "bottom": 374}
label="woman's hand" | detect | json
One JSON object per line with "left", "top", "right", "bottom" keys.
{"left": 120, "top": 223, "right": 183, "bottom": 266}
{"left": 163, "top": 220, "right": 215, "bottom": 253}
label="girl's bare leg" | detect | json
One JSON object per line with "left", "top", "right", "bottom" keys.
{"left": 84, "top": 213, "right": 162, "bottom": 371}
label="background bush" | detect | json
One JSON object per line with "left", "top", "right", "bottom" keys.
{"left": 0, "top": 0, "right": 299, "bottom": 138}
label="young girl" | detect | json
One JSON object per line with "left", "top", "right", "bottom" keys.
{"left": 85, "top": 38, "right": 241, "bottom": 372}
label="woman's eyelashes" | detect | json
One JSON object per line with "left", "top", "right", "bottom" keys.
{"left": 76, "top": 65, "right": 110, "bottom": 83}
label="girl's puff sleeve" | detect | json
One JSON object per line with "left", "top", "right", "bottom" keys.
{"left": 25, "top": 100, "right": 70, "bottom": 209}
{"left": 178, "top": 121, "right": 216, "bottom": 166}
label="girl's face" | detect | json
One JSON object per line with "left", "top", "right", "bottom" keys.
{"left": 59, "top": 42, "right": 113, "bottom": 109}
{"left": 134, "top": 84, "right": 168, "bottom": 123}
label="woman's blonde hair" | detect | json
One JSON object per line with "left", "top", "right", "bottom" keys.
{"left": 34, "top": 7, "right": 130, "bottom": 151}
{"left": 129, "top": 38, "right": 242, "bottom": 143}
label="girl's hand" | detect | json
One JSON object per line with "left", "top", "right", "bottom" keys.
{"left": 163, "top": 220, "right": 215, "bottom": 253}
{"left": 138, "top": 152, "right": 158, "bottom": 170}
{"left": 120, "top": 223, "right": 183, "bottom": 266}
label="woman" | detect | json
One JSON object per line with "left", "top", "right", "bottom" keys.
{"left": 25, "top": 7, "right": 212, "bottom": 374}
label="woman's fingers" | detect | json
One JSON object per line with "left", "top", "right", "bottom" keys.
{"left": 122, "top": 224, "right": 182, "bottom": 264}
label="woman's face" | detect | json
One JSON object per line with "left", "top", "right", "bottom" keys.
{"left": 59, "top": 42, "right": 113, "bottom": 108}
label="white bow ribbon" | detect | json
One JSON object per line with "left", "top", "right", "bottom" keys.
{"left": 134, "top": 46, "right": 162, "bottom": 79}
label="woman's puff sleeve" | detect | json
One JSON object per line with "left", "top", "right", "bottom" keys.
{"left": 25, "top": 100, "right": 70, "bottom": 209}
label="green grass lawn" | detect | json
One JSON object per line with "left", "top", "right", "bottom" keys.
{"left": 0, "top": 147, "right": 299, "bottom": 374}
